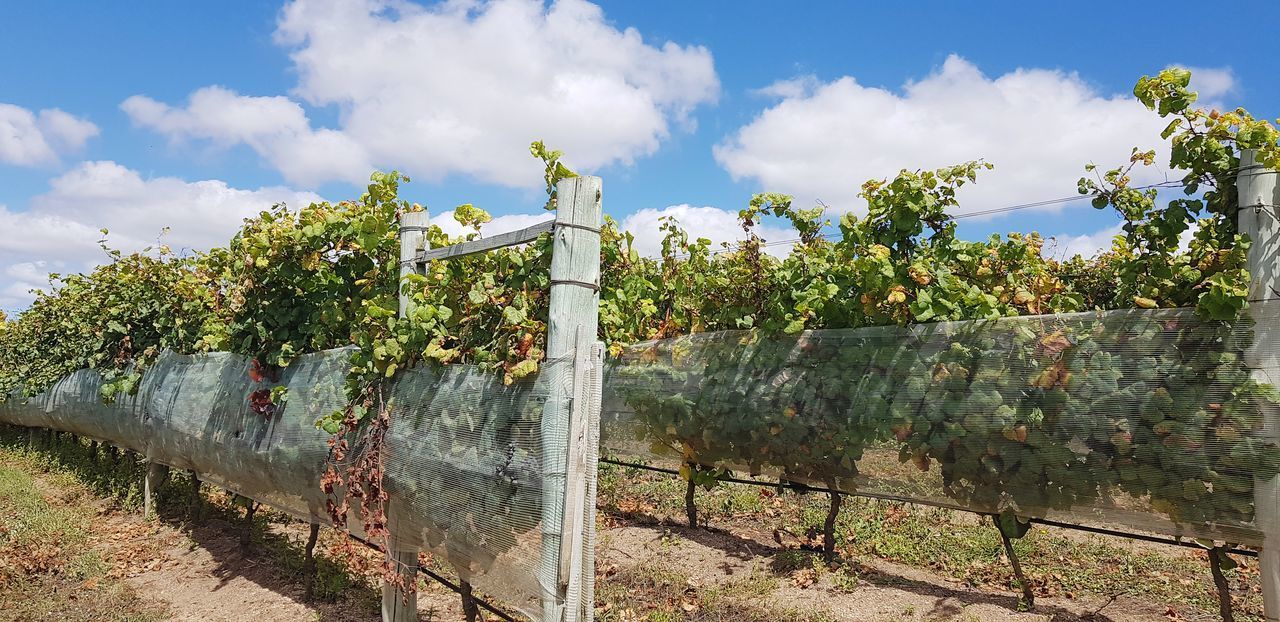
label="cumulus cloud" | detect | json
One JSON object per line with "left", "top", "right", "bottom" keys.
{"left": 123, "top": 0, "right": 719, "bottom": 188}
{"left": 620, "top": 204, "right": 795, "bottom": 258}
{"left": 1, "top": 261, "right": 61, "bottom": 311}
{"left": 715, "top": 56, "right": 1193, "bottom": 216}
{"left": 122, "top": 87, "right": 373, "bottom": 186}
{"left": 1043, "top": 213, "right": 1201, "bottom": 262}
{"left": 0, "top": 103, "right": 99, "bottom": 167}
{"left": 1184, "top": 66, "right": 1236, "bottom": 101}
{"left": 418, "top": 203, "right": 798, "bottom": 261}
{"left": 0, "top": 162, "right": 320, "bottom": 309}
{"left": 751, "top": 75, "right": 822, "bottom": 100}
{"left": 428, "top": 209, "right": 553, "bottom": 240}
{"left": 1044, "top": 223, "right": 1122, "bottom": 261}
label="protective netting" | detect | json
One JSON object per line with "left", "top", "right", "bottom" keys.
{"left": 0, "top": 348, "right": 572, "bottom": 620}
{"left": 602, "top": 303, "right": 1280, "bottom": 546}
{"left": 5, "top": 303, "right": 1280, "bottom": 615}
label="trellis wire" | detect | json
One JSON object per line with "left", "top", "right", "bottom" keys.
{"left": 349, "top": 533, "right": 523, "bottom": 622}
{"left": 599, "top": 457, "right": 1259, "bottom": 559}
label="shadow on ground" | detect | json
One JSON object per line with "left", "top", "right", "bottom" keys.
{"left": 1, "top": 428, "right": 383, "bottom": 622}
{"left": 600, "top": 505, "right": 1123, "bottom": 622}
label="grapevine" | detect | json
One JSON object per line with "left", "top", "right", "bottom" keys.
{"left": 0, "top": 68, "right": 1278, "bottom": 614}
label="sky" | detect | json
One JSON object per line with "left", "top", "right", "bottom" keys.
{"left": 1, "top": 0, "right": 1276, "bottom": 312}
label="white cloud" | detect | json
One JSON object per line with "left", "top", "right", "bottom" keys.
{"left": 620, "top": 204, "right": 795, "bottom": 258}
{"left": 0, "top": 103, "right": 99, "bottom": 167}
{"left": 428, "top": 209, "right": 553, "bottom": 240}
{"left": 1183, "top": 66, "right": 1236, "bottom": 101}
{"left": 1043, "top": 215, "right": 1202, "bottom": 262}
{"left": 2, "top": 261, "right": 57, "bottom": 310}
{"left": 715, "top": 56, "right": 1179, "bottom": 216}
{"left": 1044, "top": 223, "right": 1122, "bottom": 260}
{"left": 0, "top": 161, "right": 321, "bottom": 309}
{"left": 421, "top": 203, "right": 798, "bottom": 261}
{"left": 751, "top": 75, "right": 822, "bottom": 100}
{"left": 4, "top": 261, "right": 52, "bottom": 285}
{"left": 123, "top": 0, "right": 719, "bottom": 188}
{"left": 122, "top": 87, "right": 373, "bottom": 186}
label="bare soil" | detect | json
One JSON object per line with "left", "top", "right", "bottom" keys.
{"left": 60, "top": 489, "right": 1179, "bottom": 622}
{"left": 4, "top": 442, "right": 1248, "bottom": 622}
{"left": 122, "top": 518, "right": 372, "bottom": 622}
{"left": 596, "top": 521, "right": 1170, "bottom": 622}
{"left": 106, "top": 511, "right": 474, "bottom": 622}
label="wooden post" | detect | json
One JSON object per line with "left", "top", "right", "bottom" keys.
{"left": 579, "top": 338, "right": 603, "bottom": 622}
{"left": 143, "top": 461, "right": 169, "bottom": 520}
{"left": 561, "top": 330, "right": 604, "bottom": 622}
{"left": 380, "top": 548, "right": 418, "bottom": 622}
{"left": 27, "top": 427, "right": 35, "bottom": 450}
{"left": 390, "top": 182, "right": 602, "bottom": 621}
{"left": 540, "top": 176, "right": 602, "bottom": 622}
{"left": 1240, "top": 149, "right": 1280, "bottom": 622}
{"left": 188, "top": 469, "right": 203, "bottom": 524}
{"left": 398, "top": 208, "right": 430, "bottom": 319}
{"left": 380, "top": 208, "right": 428, "bottom": 622}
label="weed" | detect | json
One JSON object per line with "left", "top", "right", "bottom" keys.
{"left": 0, "top": 435, "right": 166, "bottom": 622}
{"left": 831, "top": 567, "right": 859, "bottom": 593}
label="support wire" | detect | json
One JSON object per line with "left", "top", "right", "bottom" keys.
{"left": 599, "top": 457, "right": 1258, "bottom": 559}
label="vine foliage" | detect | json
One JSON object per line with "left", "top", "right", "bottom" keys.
{"left": 1, "top": 69, "right": 1278, "bottom": 583}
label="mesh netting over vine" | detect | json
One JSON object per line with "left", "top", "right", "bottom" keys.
{"left": 602, "top": 303, "right": 1280, "bottom": 546}
{"left": 4, "top": 303, "right": 1280, "bottom": 610}
{"left": 0, "top": 348, "right": 571, "bottom": 620}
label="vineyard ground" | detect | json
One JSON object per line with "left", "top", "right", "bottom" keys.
{"left": 0, "top": 433, "right": 1265, "bottom": 621}
{"left": 595, "top": 464, "right": 1263, "bottom": 621}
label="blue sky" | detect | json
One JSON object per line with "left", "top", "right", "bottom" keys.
{"left": 1, "top": 0, "right": 1276, "bottom": 311}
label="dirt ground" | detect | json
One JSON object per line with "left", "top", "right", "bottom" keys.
{"left": 595, "top": 521, "right": 1171, "bottom": 622}
{"left": 89, "top": 507, "right": 1198, "bottom": 622}
{"left": 119, "top": 518, "right": 374, "bottom": 622}
{"left": 101, "top": 509, "right": 473, "bottom": 621}
{"left": 2, "top": 442, "right": 1247, "bottom": 622}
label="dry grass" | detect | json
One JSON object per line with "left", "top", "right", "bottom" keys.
{"left": 0, "top": 448, "right": 167, "bottom": 622}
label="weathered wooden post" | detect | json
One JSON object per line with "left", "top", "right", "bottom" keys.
{"left": 381, "top": 207, "right": 429, "bottom": 622}
{"left": 392, "top": 180, "right": 603, "bottom": 622}
{"left": 560, "top": 327, "right": 604, "bottom": 622}
{"left": 541, "top": 176, "right": 602, "bottom": 622}
{"left": 143, "top": 462, "right": 155, "bottom": 519}
{"left": 1240, "top": 149, "right": 1280, "bottom": 622}
{"left": 398, "top": 208, "right": 430, "bottom": 324}
{"left": 380, "top": 548, "right": 417, "bottom": 622}
{"left": 578, "top": 333, "right": 603, "bottom": 622}
{"left": 188, "top": 469, "right": 203, "bottom": 523}
{"left": 143, "top": 461, "right": 169, "bottom": 520}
